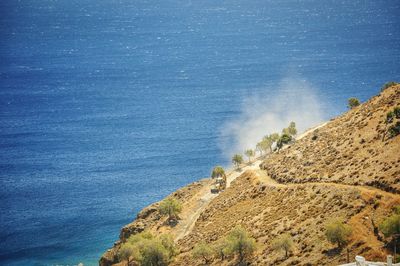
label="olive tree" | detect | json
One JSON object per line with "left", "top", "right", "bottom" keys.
{"left": 158, "top": 198, "right": 182, "bottom": 223}
{"left": 232, "top": 154, "right": 244, "bottom": 169}
{"left": 211, "top": 166, "right": 225, "bottom": 179}
{"left": 325, "top": 219, "right": 352, "bottom": 249}
{"left": 348, "top": 97, "right": 360, "bottom": 109}
{"left": 244, "top": 149, "right": 255, "bottom": 163}
{"left": 272, "top": 233, "right": 294, "bottom": 259}
{"left": 192, "top": 241, "right": 213, "bottom": 264}
{"left": 225, "top": 226, "right": 256, "bottom": 263}
{"left": 379, "top": 206, "right": 400, "bottom": 262}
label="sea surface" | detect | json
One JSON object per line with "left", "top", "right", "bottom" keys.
{"left": 0, "top": 0, "right": 399, "bottom": 265}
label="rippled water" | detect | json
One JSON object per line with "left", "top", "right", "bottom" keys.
{"left": 0, "top": 0, "right": 399, "bottom": 265}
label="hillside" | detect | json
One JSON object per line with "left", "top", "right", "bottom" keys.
{"left": 100, "top": 84, "right": 400, "bottom": 266}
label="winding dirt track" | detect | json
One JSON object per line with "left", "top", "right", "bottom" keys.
{"left": 172, "top": 121, "right": 398, "bottom": 242}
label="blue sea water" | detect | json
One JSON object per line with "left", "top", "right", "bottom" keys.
{"left": 0, "top": 0, "right": 399, "bottom": 265}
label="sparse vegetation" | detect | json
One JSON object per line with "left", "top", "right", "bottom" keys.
{"left": 325, "top": 219, "right": 352, "bottom": 249}
{"left": 387, "top": 111, "right": 395, "bottom": 124}
{"left": 348, "top": 97, "right": 360, "bottom": 109}
{"left": 244, "top": 149, "right": 255, "bottom": 163}
{"left": 211, "top": 166, "right": 225, "bottom": 179}
{"left": 384, "top": 106, "right": 400, "bottom": 139}
{"left": 213, "top": 238, "right": 229, "bottom": 261}
{"left": 232, "top": 154, "right": 244, "bottom": 169}
{"left": 379, "top": 206, "right": 400, "bottom": 262}
{"left": 119, "top": 232, "right": 177, "bottom": 266}
{"left": 381, "top": 81, "right": 398, "bottom": 91}
{"left": 388, "top": 122, "right": 400, "bottom": 138}
{"left": 225, "top": 226, "right": 256, "bottom": 263}
{"left": 192, "top": 241, "right": 213, "bottom": 264}
{"left": 272, "top": 233, "right": 294, "bottom": 259}
{"left": 394, "top": 106, "right": 400, "bottom": 119}
{"left": 158, "top": 197, "right": 182, "bottom": 223}
{"left": 117, "top": 243, "right": 135, "bottom": 265}
{"left": 282, "top": 122, "right": 297, "bottom": 137}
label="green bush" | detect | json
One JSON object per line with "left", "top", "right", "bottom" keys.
{"left": 225, "top": 226, "right": 256, "bottom": 263}
{"left": 213, "top": 238, "right": 229, "bottom": 261}
{"left": 120, "top": 232, "right": 177, "bottom": 266}
{"left": 158, "top": 198, "right": 182, "bottom": 222}
{"left": 387, "top": 111, "right": 395, "bottom": 124}
{"left": 388, "top": 122, "right": 400, "bottom": 138}
{"left": 394, "top": 106, "right": 400, "bottom": 119}
{"left": 325, "top": 219, "right": 352, "bottom": 249}
{"left": 272, "top": 233, "right": 294, "bottom": 259}
{"left": 348, "top": 97, "right": 360, "bottom": 109}
{"left": 379, "top": 205, "right": 400, "bottom": 237}
{"left": 192, "top": 241, "right": 213, "bottom": 264}
{"left": 381, "top": 81, "right": 398, "bottom": 91}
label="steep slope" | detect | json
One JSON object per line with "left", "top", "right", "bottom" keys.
{"left": 261, "top": 85, "right": 400, "bottom": 193}
{"left": 100, "top": 84, "right": 400, "bottom": 266}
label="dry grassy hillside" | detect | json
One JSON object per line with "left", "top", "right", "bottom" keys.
{"left": 174, "top": 171, "right": 399, "bottom": 265}
{"left": 100, "top": 84, "right": 400, "bottom": 266}
{"left": 260, "top": 85, "right": 400, "bottom": 193}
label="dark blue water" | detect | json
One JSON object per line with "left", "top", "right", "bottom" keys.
{"left": 0, "top": 0, "right": 399, "bottom": 265}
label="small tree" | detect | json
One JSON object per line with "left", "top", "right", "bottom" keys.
{"left": 244, "top": 149, "right": 255, "bottom": 163}
{"left": 225, "top": 226, "right": 256, "bottom": 263}
{"left": 211, "top": 166, "right": 225, "bottom": 179}
{"left": 288, "top": 121, "right": 297, "bottom": 136}
{"left": 213, "top": 238, "right": 229, "bottom": 261}
{"left": 270, "top": 133, "right": 280, "bottom": 142}
{"left": 256, "top": 142, "right": 263, "bottom": 156}
{"left": 158, "top": 198, "right": 182, "bottom": 223}
{"left": 262, "top": 135, "right": 274, "bottom": 153}
{"left": 348, "top": 97, "right": 360, "bottom": 109}
{"left": 192, "top": 241, "right": 213, "bottom": 264}
{"left": 272, "top": 233, "right": 294, "bottom": 259}
{"left": 140, "top": 240, "right": 170, "bottom": 266}
{"left": 325, "top": 219, "right": 352, "bottom": 249}
{"left": 379, "top": 206, "right": 400, "bottom": 262}
{"left": 232, "top": 154, "right": 244, "bottom": 169}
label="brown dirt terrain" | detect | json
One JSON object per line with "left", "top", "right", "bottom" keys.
{"left": 100, "top": 85, "right": 400, "bottom": 266}
{"left": 260, "top": 85, "right": 400, "bottom": 193}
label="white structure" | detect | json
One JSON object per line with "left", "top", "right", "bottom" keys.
{"left": 340, "top": 255, "right": 399, "bottom": 266}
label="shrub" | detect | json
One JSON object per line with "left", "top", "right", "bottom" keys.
{"left": 122, "top": 232, "right": 177, "bottom": 266}
{"left": 213, "top": 238, "right": 229, "bottom": 261}
{"left": 211, "top": 166, "right": 225, "bottom": 178}
{"left": 394, "top": 106, "right": 400, "bottom": 119}
{"left": 117, "top": 243, "right": 136, "bottom": 265}
{"left": 225, "top": 226, "right": 256, "bottom": 263}
{"left": 379, "top": 206, "right": 400, "bottom": 237}
{"left": 280, "top": 133, "right": 292, "bottom": 144}
{"left": 388, "top": 122, "right": 400, "bottom": 138}
{"left": 158, "top": 198, "right": 182, "bottom": 222}
{"left": 387, "top": 111, "right": 395, "bottom": 124}
{"left": 192, "top": 241, "right": 213, "bottom": 264}
{"left": 381, "top": 81, "right": 398, "bottom": 91}
{"left": 272, "top": 233, "right": 294, "bottom": 259}
{"left": 325, "top": 219, "right": 352, "bottom": 249}
{"left": 348, "top": 97, "right": 360, "bottom": 109}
